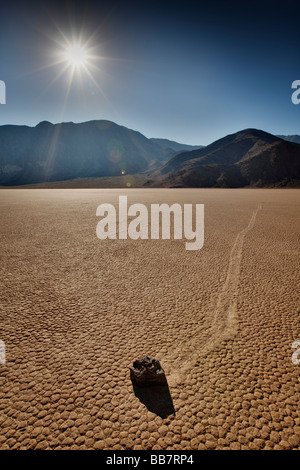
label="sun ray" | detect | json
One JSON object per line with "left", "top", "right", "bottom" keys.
{"left": 58, "top": 66, "right": 76, "bottom": 120}
{"left": 80, "top": 63, "right": 110, "bottom": 103}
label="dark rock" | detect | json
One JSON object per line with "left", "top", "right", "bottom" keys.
{"left": 130, "top": 356, "right": 166, "bottom": 385}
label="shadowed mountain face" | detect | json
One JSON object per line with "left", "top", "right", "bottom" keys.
{"left": 147, "top": 129, "right": 300, "bottom": 188}
{"left": 0, "top": 120, "right": 171, "bottom": 185}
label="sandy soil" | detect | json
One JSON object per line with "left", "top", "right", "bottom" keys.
{"left": 0, "top": 188, "right": 299, "bottom": 450}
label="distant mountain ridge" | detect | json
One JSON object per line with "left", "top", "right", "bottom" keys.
{"left": 146, "top": 129, "right": 300, "bottom": 188}
{"left": 150, "top": 138, "right": 203, "bottom": 159}
{"left": 0, "top": 120, "right": 175, "bottom": 185}
{"left": 0, "top": 121, "right": 299, "bottom": 187}
{"left": 277, "top": 134, "right": 300, "bottom": 144}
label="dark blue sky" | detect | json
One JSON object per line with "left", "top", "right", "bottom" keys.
{"left": 0, "top": 0, "right": 299, "bottom": 145}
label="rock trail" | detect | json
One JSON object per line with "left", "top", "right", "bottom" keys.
{"left": 161, "top": 204, "right": 262, "bottom": 385}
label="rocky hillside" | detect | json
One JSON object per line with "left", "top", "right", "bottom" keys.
{"left": 146, "top": 129, "right": 300, "bottom": 188}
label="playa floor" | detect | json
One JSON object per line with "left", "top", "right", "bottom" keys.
{"left": 0, "top": 188, "right": 299, "bottom": 450}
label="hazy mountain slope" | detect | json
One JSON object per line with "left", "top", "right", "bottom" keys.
{"left": 0, "top": 120, "right": 168, "bottom": 185}
{"left": 150, "top": 138, "right": 203, "bottom": 159}
{"left": 150, "top": 137, "right": 203, "bottom": 151}
{"left": 146, "top": 129, "right": 300, "bottom": 188}
{"left": 277, "top": 135, "right": 300, "bottom": 144}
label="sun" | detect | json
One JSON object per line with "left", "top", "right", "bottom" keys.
{"left": 35, "top": 23, "right": 127, "bottom": 115}
{"left": 42, "top": 34, "right": 107, "bottom": 113}
{"left": 58, "top": 39, "right": 93, "bottom": 72}
{"left": 49, "top": 34, "right": 107, "bottom": 101}
{"left": 64, "top": 43, "right": 89, "bottom": 68}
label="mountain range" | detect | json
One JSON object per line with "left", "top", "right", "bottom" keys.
{"left": 146, "top": 129, "right": 300, "bottom": 188}
{"left": 0, "top": 120, "right": 166, "bottom": 185}
{"left": 0, "top": 120, "right": 299, "bottom": 187}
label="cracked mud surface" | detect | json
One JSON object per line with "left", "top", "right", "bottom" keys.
{"left": 0, "top": 188, "right": 299, "bottom": 450}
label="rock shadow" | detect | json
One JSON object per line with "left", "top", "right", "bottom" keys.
{"left": 131, "top": 376, "right": 175, "bottom": 418}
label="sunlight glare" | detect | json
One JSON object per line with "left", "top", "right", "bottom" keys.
{"left": 65, "top": 43, "right": 88, "bottom": 67}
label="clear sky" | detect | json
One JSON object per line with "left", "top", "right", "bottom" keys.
{"left": 0, "top": 0, "right": 299, "bottom": 145}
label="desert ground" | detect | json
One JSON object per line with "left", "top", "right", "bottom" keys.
{"left": 0, "top": 188, "right": 299, "bottom": 450}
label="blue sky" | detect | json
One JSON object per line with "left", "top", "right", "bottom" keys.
{"left": 0, "top": 0, "right": 299, "bottom": 145}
